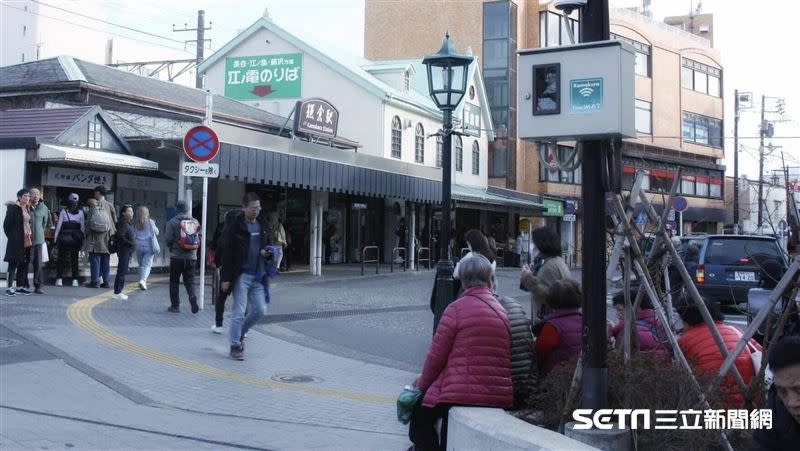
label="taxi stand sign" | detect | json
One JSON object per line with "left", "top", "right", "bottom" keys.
{"left": 517, "top": 40, "right": 636, "bottom": 141}
{"left": 181, "top": 162, "right": 219, "bottom": 178}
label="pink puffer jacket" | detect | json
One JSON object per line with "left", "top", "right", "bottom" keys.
{"left": 418, "top": 286, "right": 513, "bottom": 408}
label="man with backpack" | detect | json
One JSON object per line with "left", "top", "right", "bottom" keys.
{"left": 165, "top": 200, "right": 200, "bottom": 313}
{"left": 85, "top": 187, "right": 116, "bottom": 288}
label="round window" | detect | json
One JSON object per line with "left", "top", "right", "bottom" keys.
{"left": 469, "top": 85, "right": 475, "bottom": 100}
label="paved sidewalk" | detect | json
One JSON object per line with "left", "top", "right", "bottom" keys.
{"left": 0, "top": 272, "right": 415, "bottom": 450}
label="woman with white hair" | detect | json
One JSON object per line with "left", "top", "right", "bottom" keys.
{"left": 409, "top": 254, "right": 513, "bottom": 451}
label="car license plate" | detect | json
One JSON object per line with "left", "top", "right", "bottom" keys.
{"left": 735, "top": 272, "right": 756, "bottom": 282}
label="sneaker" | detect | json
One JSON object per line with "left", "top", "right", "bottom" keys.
{"left": 243, "top": 331, "right": 250, "bottom": 338}
{"left": 167, "top": 305, "right": 180, "bottom": 313}
{"left": 4, "top": 288, "right": 15, "bottom": 297}
{"left": 229, "top": 345, "right": 244, "bottom": 360}
{"left": 86, "top": 282, "right": 100, "bottom": 288}
{"left": 211, "top": 325, "right": 223, "bottom": 334}
{"left": 113, "top": 293, "right": 128, "bottom": 300}
{"left": 55, "top": 279, "right": 63, "bottom": 286}
{"left": 72, "top": 280, "right": 79, "bottom": 287}
{"left": 138, "top": 280, "right": 147, "bottom": 290}
{"left": 34, "top": 288, "right": 44, "bottom": 294}
{"left": 16, "top": 287, "right": 32, "bottom": 295}
{"left": 99, "top": 283, "right": 110, "bottom": 289}
{"left": 190, "top": 296, "right": 199, "bottom": 314}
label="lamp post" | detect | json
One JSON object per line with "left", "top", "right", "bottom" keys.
{"left": 423, "top": 33, "right": 474, "bottom": 331}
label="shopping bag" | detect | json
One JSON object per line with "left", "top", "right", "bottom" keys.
{"left": 41, "top": 242, "right": 50, "bottom": 263}
{"left": 396, "top": 386, "right": 423, "bottom": 425}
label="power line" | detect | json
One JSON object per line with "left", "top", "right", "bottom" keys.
{"left": 3, "top": 3, "right": 193, "bottom": 55}
{"left": 31, "top": 0, "right": 197, "bottom": 48}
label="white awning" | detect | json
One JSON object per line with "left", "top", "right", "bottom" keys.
{"left": 33, "top": 143, "right": 159, "bottom": 171}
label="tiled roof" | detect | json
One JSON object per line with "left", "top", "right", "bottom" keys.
{"left": 0, "top": 57, "right": 288, "bottom": 129}
{"left": 0, "top": 106, "right": 93, "bottom": 139}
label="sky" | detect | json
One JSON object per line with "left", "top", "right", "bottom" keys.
{"left": 3, "top": 0, "right": 798, "bottom": 180}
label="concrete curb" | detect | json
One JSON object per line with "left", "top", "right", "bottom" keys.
{"left": 447, "top": 407, "right": 600, "bottom": 451}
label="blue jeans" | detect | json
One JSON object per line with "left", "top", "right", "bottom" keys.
{"left": 90, "top": 253, "right": 111, "bottom": 285}
{"left": 137, "top": 251, "right": 155, "bottom": 282}
{"left": 229, "top": 273, "right": 266, "bottom": 347}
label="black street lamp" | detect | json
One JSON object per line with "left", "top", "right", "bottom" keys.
{"left": 422, "top": 32, "right": 474, "bottom": 331}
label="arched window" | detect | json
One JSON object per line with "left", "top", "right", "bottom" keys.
{"left": 455, "top": 136, "right": 463, "bottom": 172}
{"left": 472, "top": 141, "right": 480, "bottom": 175}
{"left": 391, "top": 116, "right": 402, "bottom": 159}
{"left": 415, "top": 123, "right": 425, "bottom": 163}
{"left": 435, "top": 134, "right": 443, "bottom": 168}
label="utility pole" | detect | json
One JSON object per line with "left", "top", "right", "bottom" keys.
{"left": 757, "top": 94, "right": 766, "bottom": 231}
{"left": 733, "top": 89, "right": 740, "bottom": 231}
{"left": 173, "top": 10, "right": 212, "bottom": 89}
{"left": 580, "top": 0, "right": 610, "bottom": 411}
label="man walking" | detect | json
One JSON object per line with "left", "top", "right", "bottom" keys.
{"left": 750, "top": 336, "right": 800, "bottom": 450}
{"left": 220, "top": 193, "right": 271, "bottom": 360}
{"left": 28, "top": 187, "right": 49, "bottom": 294}
{"left": 165, "top": 200, "right": 200, "bottom": 313}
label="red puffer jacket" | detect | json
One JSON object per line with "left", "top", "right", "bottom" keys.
{"left": 678, "top": 321, "right": 761, "bottom": 408}
{"left": 418, "top": 286, "right": 513, "bottom": 409}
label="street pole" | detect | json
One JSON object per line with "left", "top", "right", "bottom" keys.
{"left": 782, "top": 151, "right": 790, "bottom": 253}
{"left": 195, "top": 10, "right": 206, "bottom": 89}
{"left": 433, "top": 111, "right": 455, "bottom": 332}
{"left": 757, "top": 94, "right": 766, "bottom": 231}
{"left": 580, "top": 0, "right": 610, "bottom": 411}
{"left": 733, "top": 89, "right": 740, "bottom": 230}
{"left": 198, "top": 90, "right": 212, "bottom": 311}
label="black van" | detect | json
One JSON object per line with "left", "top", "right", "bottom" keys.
{"left": 694, "top": 235, "right": 787, "bottom": 305}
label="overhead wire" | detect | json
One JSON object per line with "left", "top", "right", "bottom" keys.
{"left": 3, "top": 3, "right": 193, "bottom": 55}
{"left": 31, "top": 0, "right": 195, "bottom": 47}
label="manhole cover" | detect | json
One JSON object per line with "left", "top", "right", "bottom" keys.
{"left": 270, "top": 373, "right": 322, "bottom": 384}
{"left": 0, "top": 337, "right": 24, "bottom": 348}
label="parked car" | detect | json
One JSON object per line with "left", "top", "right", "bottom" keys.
{"left": 694, "top": 235, "right": 788, "bottom": 305}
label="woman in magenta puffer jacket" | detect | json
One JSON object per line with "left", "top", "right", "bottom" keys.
{"left": 410, "top": 254, "right": 513, "bottom": 451}
{"left": 534, "top": 279, "right": 584, "bottom": 377}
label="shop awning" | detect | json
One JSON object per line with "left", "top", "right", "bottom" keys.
{"left": 452, "top": 184, "right": 546, "bottom": 213}
{"left": 32, "top": 143, "right": 159, "bottom": 172}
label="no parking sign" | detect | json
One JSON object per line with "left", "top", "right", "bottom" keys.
{"left": 183, "top": 125, "right": 220, "bottom": 162}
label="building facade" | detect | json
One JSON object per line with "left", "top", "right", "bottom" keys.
{"left": 365, "top": 1, "right": 727, "bottom": 261}
{"left": 0, "top": 0, "right": 40, "bottom": 66}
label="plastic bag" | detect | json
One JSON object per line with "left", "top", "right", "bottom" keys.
{"left": 396, "top": 386, "right": 423, "bottom": 425}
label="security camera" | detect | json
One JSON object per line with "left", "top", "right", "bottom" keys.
{"left": 553, "top": 0, "right": 588, "bottom": 14}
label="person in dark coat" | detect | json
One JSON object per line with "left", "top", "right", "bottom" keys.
{"left": 498, "top": 295, "right": 537, "bottom": 407}
{"left": 220, "top": 193, "right": 272, "bottom": 360}
{"left": 749, "top": 336, "right": 800, "bottom": 451}
{"left": 4, "top": 189, "right": 31, "bottom": 296}
{"left": 211, "top": 215, "right": 229, "bottom": 334}
{"left": 54, "top": 193, "right": 85, "bottom": 287}
{"left": 112, "top": 205, "right": 135, "bottom": 300}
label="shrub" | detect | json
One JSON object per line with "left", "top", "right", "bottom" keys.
{"left": 521, "top": 353, "right": 754, "bottom": 450}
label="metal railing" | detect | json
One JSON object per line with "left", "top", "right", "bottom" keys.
{"left": 417, "top": 247, "right": 431, "bottom": 270}
{"left": 391, "top": 247, "right": 406, "bottom": 272}
{"left": 361, "top": 246, "right": 380, "bottom": 276}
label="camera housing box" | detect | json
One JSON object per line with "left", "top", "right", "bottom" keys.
{"left": 517, "top": 40, "right": 636, "bottom": 141}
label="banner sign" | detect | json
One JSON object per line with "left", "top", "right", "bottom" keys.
{"left": 462, "top": 102, "right": 482, "bottom": 137}
{"left": 43, "top": 167, "right": 112, "bottom": 190}
{"left": 224, "top": 53, "right": 303, "bottom": 100}
{"left": 293, "top": 98, "right": 339, "bottom": 139}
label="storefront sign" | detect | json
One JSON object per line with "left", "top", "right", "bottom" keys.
{"left": 293, "top": 98, "right": 339, "bottom": 139}
{"left": 352, "top": 203, "right": 368, "bottom": 210}
{"left": 43, "top": 167, "right": 112, "bottom": 190}
{"left": 462, "top": 102, "right": 481, "bottom": 137}
{"left": 225, "top": 53, "right": 303, "bottom": 100}
{"left": 542, "top": 198, "right": 565, "bottom": 217}
{"left": 563, "top": 214, "right": 576, "bottom": 222}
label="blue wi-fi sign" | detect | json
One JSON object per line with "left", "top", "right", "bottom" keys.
{"left": 570, "top": 78, "right": 604, "bottom": 113}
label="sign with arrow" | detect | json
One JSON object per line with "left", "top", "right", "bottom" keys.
{"left": 224, "top": 53, "right": 303, "bottom": 100}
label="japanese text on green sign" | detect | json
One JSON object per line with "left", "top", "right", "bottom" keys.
{"left": 542, "top": 198, "right": 565, "bottom": 217}
{"left": 224, "top": 53, "right": 303, "bottom": 100}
